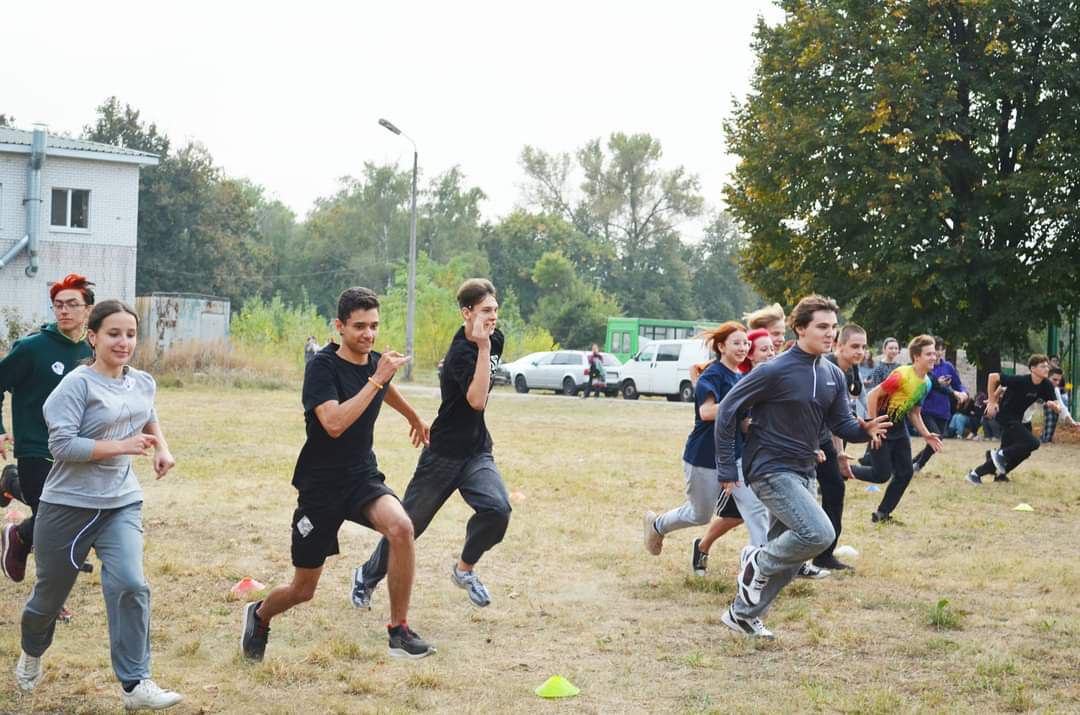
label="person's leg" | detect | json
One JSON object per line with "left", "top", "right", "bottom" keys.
{"left": 359, "top": 449, "right": 464, "bottom": 590}
{"left": 362, "top": 495, "right": 414, "bottom": 625}
{"left": 875, "top": 438, "right": 914, "bottom": 516}
{"left": 698, "top": 517, "right": 744, "bottom": 553}
{"left": 456, "top": 453, "right": 512, "bottom": 569}
{"left": 732, "top": 472, "right": 834, "bottom": 620}
{"left": 1000, "top": 423, "right": 1041, "bottom": 473}
{"left": 21, "top": 503, "right": 95, "bottom": 658}
{"left": 93, "top": 503, "right": 151, "bottom": 684}
{"left": 654, "top": 462, "right": 723, "bottom": 535}
{"left": 850, "top": 442, "right": 893, "bottom": 484}
{"left": 913, "top": 415, "right": 945, "bottom": 470}
{"left": 729, "top": 479, "right": 770, "bottom": 547}
{"left": 14, "top": 457, "right": 51, "bottom": 547}
{"left": 1041, "top": 406, "right": 1056, "bottom": 443}
{"left": 814, "top": 441, "right": 844, "bottom": 561}
{"left": 257, "top": 567, "right": 323, "bottom": 621}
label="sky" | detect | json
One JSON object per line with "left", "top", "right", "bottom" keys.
{"left": 2, "top": 1, "right": 784, "bottom": 233}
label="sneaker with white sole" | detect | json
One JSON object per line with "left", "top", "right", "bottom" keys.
{"left": 451, "top": 566, "right": 491, "bottom": 607}
{"left": 643, "top": 511, "right": 663, "bottom": 556}
{"left": 351, "top": 566, "right": 374, "bottom": 610}
{"left": 721, "top": 604, "right": 775, "bottom": 639}
{"left": 796, "top": 562, "right": 830, "bottom": 579}
{"left": 691, "top": 538, "right": 708, "bottom": 577}
{"left": 737, "top": 546, "right": 769, "bottom": 606}
{"left": 990, "top": 449, "right": 1007, "bottom": 477}
{"left": 388, "top": 623, "right": 436, "bottom": 659}
{"left": 122, "top": 679, "right": 183, "bottom": 710}
{"left": 966, "top": 470, "right": 983, "bottom": 486}
{"left": 14, "top": 651, "right": 42, "bottom": 692}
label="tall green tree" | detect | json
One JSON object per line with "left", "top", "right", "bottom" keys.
{"left": 725, "top": 1, "right": 1080, "bottom": 379}
{"left": 691, "top": 213, "right": 761, "bottom": 321}
{"left": 531, "top": 251, "right": 622, "bottom": 348}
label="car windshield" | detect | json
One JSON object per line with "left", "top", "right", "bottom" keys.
{"left": 601, "top": 353, "right": 620, "bottom": 366}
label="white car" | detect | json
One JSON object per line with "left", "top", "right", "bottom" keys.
{"left": 511, "top": 350, "right": 621, "bottom": 396}
{"left": 619, "top": 338, "right": 713, "bottom": 401}
{"left": 497, "top": 352, "right": 550, "bottom": 388}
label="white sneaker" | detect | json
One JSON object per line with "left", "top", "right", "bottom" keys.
{"left": 643, "top": 511, "right": 663, "bottom": 556}
{"left": 990, "top": 448, "right": 1007, "bottom": 476}
{"left": 797, "top": 562, "right": 831, "bottom": 579}
{"left": 14, "top": 651, "right": 42, "bottom": 691}
{"left": 738, "top": 546, "right": 769, "bottom": 606}
{"left": 721, "top": 604, "right": 775, "bottom": 639}
{"left": 122, "top": 679, "right": 183, "bottom": 710}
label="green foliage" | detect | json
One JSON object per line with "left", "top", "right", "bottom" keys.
{"left": 532, "top": 251, "right": 622, "bottom": 348}
{"left": 0, "top": 307, "right": 37, "bottom": 355}
{"left": 693, "top": 213, "right": 761, "bottom": 321}
{"left": 231, "top": 294, "right": 330, "bottom": 368}
{"left": 725, "top": 1, "right": 1080, "bottom": 375}
{"left": 927, "top": 598, "right": 964, "bottom": 630}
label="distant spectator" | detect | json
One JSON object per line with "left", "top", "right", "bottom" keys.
{"left": 868, "top": 338, "right": 901, "bottom": 388}
{"left": 582, "top": 344, "right": 605, "bottom": 399}
{"left": 1042, "top": 367, "right": 1065, "bottom": 443}
{"left": 914, "top": 337, "right": 968, "bottom": 469}
{"left": 304, "top": 336, "right": 319, "bottom": 364}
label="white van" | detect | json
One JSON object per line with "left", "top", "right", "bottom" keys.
{"left": 619, "top": 338, "right": 713, "bottom": 402}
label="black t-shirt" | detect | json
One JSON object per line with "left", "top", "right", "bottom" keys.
{"left": 428, "top": 327, "right": 504, "bottom": 459}
{"left": 997, "top": 374, "right": 1056, "bottom": 426}
{"left": 292, "top": 344, "right": 389, "bottom": 489}
{"left": 826, "top": 353, "right": 863, "bottom": 400}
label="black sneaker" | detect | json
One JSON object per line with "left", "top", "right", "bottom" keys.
{"left": 871, "top": 511, "right": 891, "bottom": 524}
{"left": 240, "top": 601, "right": 270, "bottom": 661}
{"left": 966, "top": 470, "right": 983, "bottom": 486}
{"left": 0, "top": 464, "right": 20, "bottom": 507}
{"left": 691, "top": 538, "right": 708, "bottom": 577}
{"left": 993, "top": 473, "right": 1010, "bottom": 482}
{"left": 388, "top": 624, "right": 435, "bottom": 659}
{"left": 812, "top": 554, "right": 853, "bottom": 571}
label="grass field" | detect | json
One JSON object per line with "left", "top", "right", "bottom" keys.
{"left": 1, "top": 385, "right": 1078, "bottom": 714}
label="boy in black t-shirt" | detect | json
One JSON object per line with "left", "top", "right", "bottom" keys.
{"left": 241, "top": 288, "right": 435, "bottom": 661}
{"left": 966, "top": 354, "right": 1078, "bottom": 485}
{"left": 352, "top": 278, "right": 511, "bottom": 611}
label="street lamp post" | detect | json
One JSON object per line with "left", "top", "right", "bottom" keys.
{"left": 378, "top": 118, "right": 418, "bottom": 381}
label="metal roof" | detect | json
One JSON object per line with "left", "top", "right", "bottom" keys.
{"left": 0, "top": 126, "right": 159, "bottom": 166}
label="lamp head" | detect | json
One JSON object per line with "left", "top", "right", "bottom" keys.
{"left": 378, "top": 118, "right": 402, "bottom": 135}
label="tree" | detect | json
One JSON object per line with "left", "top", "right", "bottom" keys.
{"left": 83, "top": 96, "right": 169, "bottom": 156}
{"left": 520, "top": 133, "right": 704, "bottom": 317}
{"left": 725, "top": 1, "right": 1080, "bottom": 383}
{"left": 691, "top": 213, "right": 761, "bottom": 321}
{"left": 531, "top": 251, "right": 622, "bottom": 348}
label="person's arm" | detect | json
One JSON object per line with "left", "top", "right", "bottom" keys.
{"left": 464, "top": 315, "right": 494, "bottom": 411}
{"left": 314, "top": 352, "right": 410, "bottom": 438}
{"left": 44, "top": 377, "right": 157, "bottom": 462}
{"left": 698, "top": 394, "right": 718, "bottom": 421}
{"left": 142, "top": 419, "right": 176, "bottom": 479}
{"left": 383, "top": 383, "right": 430, "bottom": 447}
{"left": 834, "top": 434, "right": 854, "bottom": 478}
{"left": 909, "top": 405, "right": 943, "bottom": 453}
{"left": 950, "top": 365, "right": 969, "bottom": 405}
{"left": 0, "top": 342, "right": 31, "bottom": 458}
{"left": 1050, "top": 386, "right": 1078, "bottom": 427}
{"left": 984, "top": 373, "right": 1002, "bottom": 417}
{"left": 714, "top": 366, "right": 772, "bottom": 485}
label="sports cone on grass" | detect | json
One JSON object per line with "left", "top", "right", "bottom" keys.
{"left": 1013, "top": 503, "right": 1035, "bottom": 512}
{"left": 534, "top": 675, "right": 579, "bottom": 699}
{"left": 230, "top": 577, "right": 266, "bottom": 598}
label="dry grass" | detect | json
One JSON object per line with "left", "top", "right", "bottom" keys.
{"left": 1, "top": 385, "right": 1078, "bottom": 713}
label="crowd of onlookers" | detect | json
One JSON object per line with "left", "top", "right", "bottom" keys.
{"left": 854, "top": 338, "right": 1071, "bottom": 444}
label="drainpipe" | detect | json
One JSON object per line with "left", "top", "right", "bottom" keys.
{"left": 0, "top": 125, "right": 45, "bottom": 276}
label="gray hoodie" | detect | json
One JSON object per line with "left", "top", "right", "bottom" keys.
{"left": 715, "top": 345, "right": 869, "bottom": 484}
{"left": 41, "top": 365, "right": 157, "bottom": 509}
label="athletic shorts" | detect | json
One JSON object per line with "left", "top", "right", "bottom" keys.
{"left": 291, "top": 471, "right": 397, "bottom": 569}
{"left": 714, "top": 488, "right": 743, "bottom": 519}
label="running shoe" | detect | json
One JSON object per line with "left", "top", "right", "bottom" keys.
{"left": 57, "top": 607, "right": 74, "bottom": 624}
{"left": 993, "top": 473, "right": 1010, "bottom": 483}
{"left": 721, "top": 604, "right": 775, "bottom": 639}
{"left": 14, "top": 651, "right": 42, "bottom": 692}
{"left": 643, "top": 511, "right": 663, "bottom": 556}
{"left": 796, "top": 562, "right": 830, "bottom": 579}
{"left": 737, "top": 546, "right": 769, "bottom": 607}
{"left": 813, "top": 555, "right": 853, "bottom": 571}
{"left": 966, "top": 470, "right": 983, "bottom": 486}
{"left": 451, "top": 566, "right": 491, "bottom": 607}
{"left": 691, "top": 538, "right": 708, "bottom": 577}
{"left": 1, "top": 523, "right": 28, "bottom": 582}
{"left": 989, "top": 449, "right": 1007, "bottom": 477}
{"left": 871, "top": 511, "right": 892, "bottom": 524}
{"left": 121, "top": 679, "right": 183, "bottom": 710}
{"left": 0, "top": 463, "right": 19, "bottom": 507}
{"left": 351, "top": 566, "right": 374, "bottom": 610}
{"left": 240, "top": 600, "right": 270, "bottom": 661}
{"left": 912, "top": 459, "right": 924, "bottom": 475}
{"left": 388, "top": 624, "right": 436, "bottom": 659}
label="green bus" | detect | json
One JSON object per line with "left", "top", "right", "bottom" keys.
{"left": 605, "top": 317, "right": 719, "bottom": 363}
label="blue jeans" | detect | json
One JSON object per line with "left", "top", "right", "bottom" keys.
{"left": 732, "top": 471, "right": 834, "bottom": 620}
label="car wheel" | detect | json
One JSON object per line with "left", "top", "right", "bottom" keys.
{"left": 562, "top": 377, "right": 577, "bottom": 396}
{"left": 679, "top": 380, "right": 694, "bottom": 403}
{"left": 514, "top": 375, "right": 529, "bottom": 394}
{"left": 622, "top": 380, "right": 639, "bottom": 400}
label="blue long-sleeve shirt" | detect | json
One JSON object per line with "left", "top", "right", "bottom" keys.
{"left": 922, "top": 360, "right": 964, "bottom": 421}
{"left": 715, "top": 345, "right": 870, "bottom": 483}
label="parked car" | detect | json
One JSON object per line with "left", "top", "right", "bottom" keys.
{"left": 495, "top": 351, "right": 549, "bottom": 387}
{"left": 511, "top": 350, "right": 621, "bottom": 396}
{"left": 618, "top": 338, "right": 712, "bottom": 401}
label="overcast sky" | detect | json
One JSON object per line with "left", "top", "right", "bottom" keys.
{"left": 3, "top": 1, "right": 784, "bottom": 233}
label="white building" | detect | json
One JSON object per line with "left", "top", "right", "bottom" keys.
{"left": 0, "top": 125, "right": 158, "bottom": 322}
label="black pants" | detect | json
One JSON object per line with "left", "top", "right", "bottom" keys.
{"left": 913, "top": 414, "right": 947, "bottom": 470}
{"left": 15, "top": 457, "right": 52, "bottom": 546}
{"left": 974, "top": 422, "right": 1040, "bottom": 476}
{"left": 851, "top": 436, "right": 914, "bottom": 515}
{"left": 582, "top": 377, "right": 603, "bottom": 398}
{"left": 359, "top": 449, "right": 511, "bottom": 589}
{"left": 814, "top": 440, "right": 845, "bottom": 562}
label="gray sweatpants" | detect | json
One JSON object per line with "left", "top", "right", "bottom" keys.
{"left": 732, "top": 471, "right": 835, "bottom": 620}
{"left": 22, "top": 501, "right": 151, "bottom": 683}
{"left": 654, "top": 461, "right": 770, "bottom": 547}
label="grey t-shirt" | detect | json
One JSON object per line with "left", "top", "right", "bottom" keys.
{"left": 41, "top": 365, "right": 158, "bottom": 509}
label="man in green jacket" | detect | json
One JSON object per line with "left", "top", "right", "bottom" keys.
{"left": 1, "top": 274, "right": 94, "bottom": 585}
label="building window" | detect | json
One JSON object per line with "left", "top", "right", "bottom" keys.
{"left": 51, "top": 189, "right": 90, "bottom": 229}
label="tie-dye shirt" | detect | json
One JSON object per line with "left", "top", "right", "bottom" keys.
{"left": 878, "top": 365, "right": 931, "bottom": 424}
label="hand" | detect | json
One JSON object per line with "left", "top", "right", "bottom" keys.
{"left": 837, "top": 453, "right": 854, "bottom": 480}
{"left": 985, "top": 402, "right": 999, "bottom": 419}
{"left": 0, "top": 433, "right": 12, "bottom": 460}
{"left": 938, "top": 375, "right": 951, "bottom": 386}
{"left": 721, "top": 480, "right": 740, "bottom": 495}
{"left": 859, "top": 414, "right": 893, "bottom": 447}
{"left": 925, "top": 433, "right": 943, "bottom": 453}
{"left": 373, "top": 351, "right": 411, "bottom": 385}
{"left": 153, "top": 448, "right": 176, "bottom": 479}
{"left": 119, "top": 433, "right": 158, "bottom": 456}
{"left": 954, "top": 391, "right": 969, "bottom": 406}
{"left": 469, "top": 313, "right": 495, "bottom": 351}
{"left": 408, "top": 419, "right": 430, "bottom": 448}
{"left": 816, "top": 449, "right": 826, "bottom": 464}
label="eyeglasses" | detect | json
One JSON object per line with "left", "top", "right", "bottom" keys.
{"left": 52, "top": 300, "right": 86, "bottom": 311}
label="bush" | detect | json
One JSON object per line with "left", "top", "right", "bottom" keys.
{"left": 0, "top": 307, "right": 37, "bottom": 355}
{"left": 230, "top": 294, "right": 331, "bottom": 369}
{"left": 132, "top": 340, "right": 295, "bottom": 390}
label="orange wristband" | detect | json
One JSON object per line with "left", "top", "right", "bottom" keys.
{"left": 368, "top": 377, "right": 384, "bottom": 391}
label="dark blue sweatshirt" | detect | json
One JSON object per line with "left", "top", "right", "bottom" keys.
{"left": 715, "top": 345, "right": 870, "bottom": 483}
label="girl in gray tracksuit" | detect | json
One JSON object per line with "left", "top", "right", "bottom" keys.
{"left": 15, "top": 300, "right": 182, "bottom": 710}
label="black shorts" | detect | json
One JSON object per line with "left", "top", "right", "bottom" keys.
{"left": 715, "top": 488, "right": 743, "bottom": 519}
{"left": 291, "top": 471, "right": 397, "bottom": 569}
